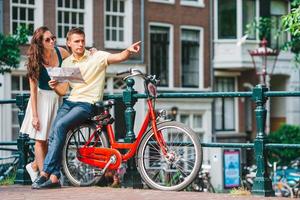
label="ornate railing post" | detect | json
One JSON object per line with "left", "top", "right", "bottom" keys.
{"left": 251, "top": 84, "right": 274, "bottom": 196}
{"left": 122, "top": 78, "right": 143, "bottom": 188}
{"left": 14, "top": 94, "right": 31, "bottom": 184}
{"left": 123, "top": 78, "right": 137, "bottom": 143}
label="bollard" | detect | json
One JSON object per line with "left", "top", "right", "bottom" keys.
{"left": 122, "top": 78, "right": 143, "bottom": 188}
{"left": 14, "top": 94, "right": 31, "bottom": 185}
{"left": 123, "top": 78, "right": 137, "bottom": 143}
{"left": 251, "top": 84, "right": 274, "bottom": 196}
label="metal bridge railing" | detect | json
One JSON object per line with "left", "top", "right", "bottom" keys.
{"left": 1, "top": 80, "right": 300, "bottom": 196}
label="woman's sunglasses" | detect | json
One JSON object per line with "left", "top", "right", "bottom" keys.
{"left": 44, "top": 36, "right": 56, "bottom": 43}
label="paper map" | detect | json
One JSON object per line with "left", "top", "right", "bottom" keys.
{"left": 47, "top": 67, "right": 85, "bottom": 83}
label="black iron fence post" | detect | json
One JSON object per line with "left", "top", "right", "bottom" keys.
{"left": 251, "top": 84, "right": 274, "bottom": 196}
{"left": 122, "top": 78, "right": 143, "bottom": 188}
{"left": 14, "top": 94, "right": 31, "bottom": 184}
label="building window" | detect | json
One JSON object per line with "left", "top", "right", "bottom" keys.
{"left": 56, "top": 0, "right": 92, "bottom": 46}
{"left": 215, "top": 77, "right": 235, "bottom": 131}
{"left": 218, "top": 0, "right": 237, "bottom": 39}
{"left": 193, "top": 114, "right": 203, "bottom": 129}
{"left": 270, "top": 0, "right": 288, "bottom": 49}
{"left": 11, "top": 75, "right": 30, "bottom": 140}
{"left": 180, "top": 0, "right": 204, "bottom": 7}
{"left": 11, "top": 0, "right": 43, "bottom": 35}
{"left": 57, "top": 0, "right": 84, "bottom": 38}
{"left": 149, "top": 0, "right": 175, "bottom": 4}
{"left": 242, "top": 0, "right": 256, "bottom": 39}
{"left": 150, "top": 25, "right": 170, "bottom": 87}
{"left": 178, "top": 112, "right": 203, "bottom": 170}
{"left": 217, "top": 0, "right": 259, "bottom": 40}
{"left": 180, "top": 113, "right": 203, "bottom": 141}
{"left": 181, "top": 29, "right": 201, "bottom": 88}
{"left": 104, "top": 0, "right": 132, "bottom": 49}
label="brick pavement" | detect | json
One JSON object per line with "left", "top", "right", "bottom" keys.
{"left": 0, "top": 185, "right": 288, "bottom": 200}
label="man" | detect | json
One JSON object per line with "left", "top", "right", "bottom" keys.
{"left": 32, "top": 28, "right": 141, "bottom": 189}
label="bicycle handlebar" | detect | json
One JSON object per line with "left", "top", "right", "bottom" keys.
{"left": 116, "top": 68, "right": 160, "bottom": 86}
{"left": 116, "top": 69, "right": 132, "bottom": 76}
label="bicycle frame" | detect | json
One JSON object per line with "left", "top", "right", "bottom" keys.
{"left": 78, "top": 98, "right": 168, "bottom": 170}
{"left": 106, "top": 99, "right": 167, "bottom": 161}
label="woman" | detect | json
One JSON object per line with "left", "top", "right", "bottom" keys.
{"left": 20, "top": 26, "right": 69, "bottom": 182}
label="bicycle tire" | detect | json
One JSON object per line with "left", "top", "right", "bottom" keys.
{"left": 137, "top": 121, "right": 202, "bottom": 191}
{"left": 62, "top": 121, "right": 109, "bottom": 187}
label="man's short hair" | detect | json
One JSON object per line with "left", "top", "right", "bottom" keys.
{"left": 66, "top": 27, "right": 85, "bottom": 41}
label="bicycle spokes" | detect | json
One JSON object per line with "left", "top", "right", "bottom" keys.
{"left": 137, "top": 122, "right": 201, "bottom": 190}
{"left": 62, "top": 123, "right": 110, "bottom": 186}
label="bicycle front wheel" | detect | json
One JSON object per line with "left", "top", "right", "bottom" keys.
{"left": 137, "top": 121, "right": 202, "bottom": 191}
{"left": 62, "top": 122, "right": 109, "bottom": 187}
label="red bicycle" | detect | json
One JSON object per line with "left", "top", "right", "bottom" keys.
{"left": 62, "top": 69, "right": 202, "bottom": 191}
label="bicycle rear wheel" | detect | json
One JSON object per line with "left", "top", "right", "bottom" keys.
{"left": 137, "top": 121, "right": 202, "bottom": 191}
{"left": 62, "top": 121, "right": 109, "bottom": 186}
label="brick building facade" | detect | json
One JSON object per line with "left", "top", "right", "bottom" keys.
{"left": 0, "top": 0, "right": 213, "bottom": 165}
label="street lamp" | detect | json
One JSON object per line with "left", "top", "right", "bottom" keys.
{"left": 248, "top": 38, "right": 279, "bottom": 85}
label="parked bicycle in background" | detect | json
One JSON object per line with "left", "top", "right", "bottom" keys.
{"left": 190, "top": 164, "right": 215, "bottom": 193}
{"left": 242, "top": 159, "right": 300, "bottom": 198}
{"left": 272, "top": 158, "right": 300, "bottom": 198}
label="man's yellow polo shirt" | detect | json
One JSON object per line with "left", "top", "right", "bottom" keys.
{"left": 62, "top": 50, "right": 110, "bottom": 104}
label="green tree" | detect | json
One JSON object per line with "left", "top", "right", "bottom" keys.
{"left": 281, "top": 0, "right": 300, "bottom": 65}
{"left": 0, "top": 26, "right": 29, "bottom": 74}
{"left": 246, "top": 0, "right": 300, "bottom": 65}
{"left": 267, "top": 124, "right": 300, "bottom": 166}
{"left": 246, "top": 17, "right": 273, "bottom": 40}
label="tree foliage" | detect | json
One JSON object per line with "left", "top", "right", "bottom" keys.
{"left": 267, "top": 124, "right": 300, "bottom": 166}
{"left": 0, "top": 26, "right": 29, "bottom": 74}
{"left": 246, "top": 17, "right": 273, "bottom": 40}
{"left": 245, "top": 0, "right": 300, "bottom": 66}
{"left": 281, "top": 0, "right": 300, "bottom": 65}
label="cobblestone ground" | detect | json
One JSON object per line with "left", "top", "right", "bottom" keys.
{"left": 0, "top": 185, "right": 290, "bottom": 200}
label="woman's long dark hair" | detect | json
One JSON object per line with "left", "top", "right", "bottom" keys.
{"left": 26, "top": 26, "right": 51, "bottom": 81}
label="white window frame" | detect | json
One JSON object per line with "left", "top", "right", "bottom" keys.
{"left": 177, "top": 111, "right": 204, "bottom": 170}
{"left": 148, "top": 22, "right": 174, "bottom": 89}
{"left": 148, "top": 0, "right": 175, "bottom": 4}
{"left": 270, "top": 0, "right": 289, "bottom": 49}
{"left": 180, "top": 0, "right": 205, "bottom": 8}
{"left": 178, "top": 112, "right": 205, "bottom": 134}
{"left": 242, "top": 0, "right": 260, "bottom": 40}
{"left": 56, "top": 0, "right": 93, "bottom": 47}
{"left": 214, "top": 0, "right": 260, "bottom": 42}
{"left": 10, "top": 0, "right": 43, "bottom": 39}
{"left": 214, "top": 72, "right": 239, "bottom": 133}
{"left": 180, "top": 25, "right": 204, "bottom": 89}
{"left": 104, "top": 0, "right": 133, "bottom": 49}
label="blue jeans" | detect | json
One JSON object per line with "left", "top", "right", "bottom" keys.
{"left": 43, "top": 99, "right": 94, "bottom": 178}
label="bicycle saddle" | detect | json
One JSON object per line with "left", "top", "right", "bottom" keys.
{"left": 94, "top": 100, "right": 115, "bottom": 109}
{"left": 92, "top": 100, "right": 115, "bottom": 122}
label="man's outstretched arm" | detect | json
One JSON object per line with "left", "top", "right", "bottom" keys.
{"left": 107, "top": 41, "right": 141, "bottom": 65}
